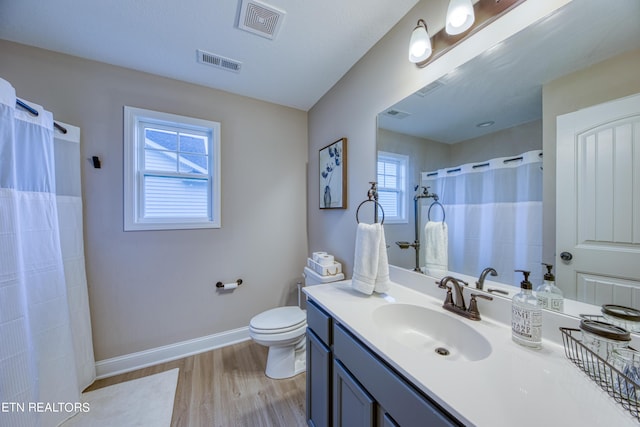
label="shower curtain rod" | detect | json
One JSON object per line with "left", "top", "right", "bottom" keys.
{"left": 16, "top": 98, "right": 68, "bottom": 134}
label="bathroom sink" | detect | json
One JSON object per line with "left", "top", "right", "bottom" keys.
{"left": 373, "top": 303, "right": 492, "bottom": 362}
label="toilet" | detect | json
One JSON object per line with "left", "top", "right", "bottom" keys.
{"left": 249, "top": 266, "right": 344, "bottom": 379}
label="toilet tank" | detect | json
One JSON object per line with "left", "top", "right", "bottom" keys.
{"left": 303, "top": 266, "right": 344, "bottom": 286}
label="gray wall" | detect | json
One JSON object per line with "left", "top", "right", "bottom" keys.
{"left": 0, "top": 40, "right": 308, "bottom": 361}
{"left": 450, "top": 119, "right": 542, "bottom": 166}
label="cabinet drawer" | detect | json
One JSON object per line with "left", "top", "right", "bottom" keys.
{"left": 333, "top": 323, "right": 461, "bottom": 427}
{"left": 307, "top": 299, "right": 332, "bottom": 345}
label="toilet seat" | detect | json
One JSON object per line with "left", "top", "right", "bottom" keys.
{"left": 250, "top": 306, "right": 306, "bottom": 334}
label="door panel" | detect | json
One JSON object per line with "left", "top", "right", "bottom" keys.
{"left": 577, "top": 273, "right": 640, "bottom": 308}
{"left": 556, "top": 92, "right": 640, "bottom": 305}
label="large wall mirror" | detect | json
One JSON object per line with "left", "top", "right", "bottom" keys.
{"left": 377, "top": 0, "right": 640, "bottom": 313}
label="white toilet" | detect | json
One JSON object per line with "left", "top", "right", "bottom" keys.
{"left": 249, "top": 266, "right": 344, "bottom": 379}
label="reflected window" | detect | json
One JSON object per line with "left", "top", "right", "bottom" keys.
{"left": 377, "top": 151, "right": 408, "bottom": 223}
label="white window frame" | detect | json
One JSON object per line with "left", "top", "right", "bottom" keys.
{"left": 124, "top": 106, "right": 221, "bottom": 231}
{"left": 377, "top": 151, "right": 408, "bottom": 224}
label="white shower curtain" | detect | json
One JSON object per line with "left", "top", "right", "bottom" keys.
{"left": 0, "top": 78, "right": 95, "bottom": 426}
{"left": 422, "top": 150, "right": 543, "bottom": 287}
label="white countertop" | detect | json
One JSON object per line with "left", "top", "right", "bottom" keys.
{"left": 303, "top": 279, "right": 637, "bottom": 426}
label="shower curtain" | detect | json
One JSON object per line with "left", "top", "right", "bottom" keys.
{"left": 0, "top": 78, "right": 95, "bottom": 426}
{"left": 422, "top": 150, "right": 543, "bottom": 286}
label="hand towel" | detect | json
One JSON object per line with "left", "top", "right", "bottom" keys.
{"left": 374, "top": 225, "right": 391, "bottom": 293}
{"left": 424, "top": 221, "right": 448, "bottom": 278}
{"left": 352, "top": 223, "right": 390, "bottom": 295}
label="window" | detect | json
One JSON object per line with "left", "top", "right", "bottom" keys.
{"left": 377, "top": 151, "right": 408, "bottom": 224}
{"left": 124, "top": 106, "right": 220, "bottom": 231}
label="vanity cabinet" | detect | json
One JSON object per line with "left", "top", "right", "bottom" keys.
{"left": 306, "top": 298, "right": 463, "bottom": 427}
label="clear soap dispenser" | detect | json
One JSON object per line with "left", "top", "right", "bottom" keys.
{"left": 512, "top": 270, "right": 542, "bottom": 349}
{"left": 535, "top": 263, "right": 564, "bottom": 312}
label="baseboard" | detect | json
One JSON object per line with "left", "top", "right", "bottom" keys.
{"left": 95, "top": 326, "right": 250, "bottom": 379}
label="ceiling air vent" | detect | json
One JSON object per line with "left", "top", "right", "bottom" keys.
{"left": 415, "top": 80, "right": 444, "bottom": 97}
{"left": 196, "top": 50, "right": 242, "bottom": 73}
{"left": 238, "top": 0, "right": 286, "bottom": 40}
{"left": 383, "top": 109, "right": 411, "bottom": 119}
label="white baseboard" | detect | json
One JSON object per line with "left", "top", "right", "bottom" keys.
{"left": 95, "top": 326, "right": 250, "bottom": 379}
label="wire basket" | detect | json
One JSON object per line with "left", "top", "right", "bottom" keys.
{"left": 560, "top": 327, "right": 640, "bottom": 421}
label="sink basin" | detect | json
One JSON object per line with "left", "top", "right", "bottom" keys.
{"left": 372, "top": 303, "right": 492, "bottom": 362}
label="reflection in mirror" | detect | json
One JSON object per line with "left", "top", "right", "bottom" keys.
{"left": 376, "top": 0, "right": 640, "bottom": 313}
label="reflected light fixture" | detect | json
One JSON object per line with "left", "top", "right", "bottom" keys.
{"left": 408, "top": 19, "right": 432, "bottom": 63}
{"left": 446, "top": 0, "right": 475, "bottom": 35}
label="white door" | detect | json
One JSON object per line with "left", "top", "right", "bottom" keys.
{"left": 556, "top": 93, "right": 640, "bottom": 308}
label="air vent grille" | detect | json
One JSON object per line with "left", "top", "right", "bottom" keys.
{"left": 197, "top": 50, "right": 242, "bottom": 73}
{"left": 238, "top": 0, "right": 285, "bottom": 40}
{"left": 415, "top": 81, "right": 444, "bottom": 97}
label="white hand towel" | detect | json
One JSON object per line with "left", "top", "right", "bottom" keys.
{"left": 352, "top": 223, "right": 390, "bottom": 295}
{"left": 374, "top": 225, "right": 390, "bottom": 293}
{"left": 424, "top": 221, "right": 448, "bottom": 278}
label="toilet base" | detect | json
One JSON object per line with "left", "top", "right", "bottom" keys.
{"left": 264, "top": 336, "right": 306, "bottom": 379}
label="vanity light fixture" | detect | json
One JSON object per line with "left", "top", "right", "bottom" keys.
{"left": 409, "top": 0, "right": 526, "bottom": 68}
{"left": 446, "top": 0, "right": 475, "bottom": 35}
{"left": 408, "top": 19, "right": 432, "bottom": 64}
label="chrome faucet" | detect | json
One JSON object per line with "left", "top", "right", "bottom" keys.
{"left": 476, "top": 267, "right": 498, "bottom": 290}
{"left": 437, "top": 276, "right": 492, "bottom": 321}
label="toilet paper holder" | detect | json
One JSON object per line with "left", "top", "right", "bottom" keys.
{"left": 216, "top": 279, "right": 243, "bottom": 288}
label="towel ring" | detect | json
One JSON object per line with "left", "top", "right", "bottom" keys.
{"left": 356, "top": 199, "right": 385, "bottom": 224}
{"left": 428, "top": 200, "right": 445, "bottom": 222}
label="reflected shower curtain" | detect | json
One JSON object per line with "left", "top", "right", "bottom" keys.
{"left": 0, "top": 78, "right": 95, "bottom": 426}
{"left": 423, "top": 150, "right": 543, "bottom": 286}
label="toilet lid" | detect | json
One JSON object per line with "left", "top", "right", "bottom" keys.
{"left": 250, "top": 306, "right": 306, "bottom": 331}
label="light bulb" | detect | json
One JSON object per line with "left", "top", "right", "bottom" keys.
{"left": 408, "top": 21, "right": 432, "bottom": 63}
{"left": 446, "top": 0, "right": 475, "bottom": 35}
{"left": 448, "top": 7, "right": 468, "bottom": 28}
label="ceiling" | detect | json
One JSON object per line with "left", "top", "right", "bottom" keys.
{"left": 378, "top": 0, "right": 640, "bottom": 144}
{"left": 0, "top": 0, "right": 418, "bottom": 111}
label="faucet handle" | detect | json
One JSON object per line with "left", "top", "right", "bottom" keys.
{"left": 443, "top": 286, "right": 454, "bottom": 306}
{"left": 471, "top": 293, "right": 493, "bottom": 301}
{"left": 467, "top": 293, "right": 494, "bottom": 321}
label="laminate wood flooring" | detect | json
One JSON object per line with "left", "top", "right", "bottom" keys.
{"left": 86, "top": 340, "right": 307, "bottom": 426}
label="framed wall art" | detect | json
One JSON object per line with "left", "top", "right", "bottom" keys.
{"left": 319, "top": 137, "right": 347, "bottom": 209}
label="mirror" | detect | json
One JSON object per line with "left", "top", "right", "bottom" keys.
{"left": 377, "top": 0, "right": 640, "bottom": 313}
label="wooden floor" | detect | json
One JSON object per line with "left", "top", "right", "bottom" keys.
{"left": 86, "top": 340, "right": 307, "bottom": 426}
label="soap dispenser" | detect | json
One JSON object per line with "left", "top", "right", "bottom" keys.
{"left": 535, "top": 263, "right": 564, "bottom": 312}
{"left": 512, "top": 270, "right": 542, "bottom": 349}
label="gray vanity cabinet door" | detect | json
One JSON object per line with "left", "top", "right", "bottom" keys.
{"left": 380, "top": 411, "right": 400, "bottom": 427}
{"left": 333, "top": 359, "right": 375, "bottom": 427}
{"left": 306, "top": 329, "right": 331, "bottom": 427}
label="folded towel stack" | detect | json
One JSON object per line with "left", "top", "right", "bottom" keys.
{"left": 307, "top": 252, "right": 343, "bottom": 276}
{"left": 352, "top": 223, "right": 390, "bottom": 295}
{"left": 424, "top": 221, "right": 448, "bottom": 278}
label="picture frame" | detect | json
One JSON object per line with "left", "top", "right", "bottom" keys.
{"left": 319, "top": 137, "right": 347, "bottom": 209}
